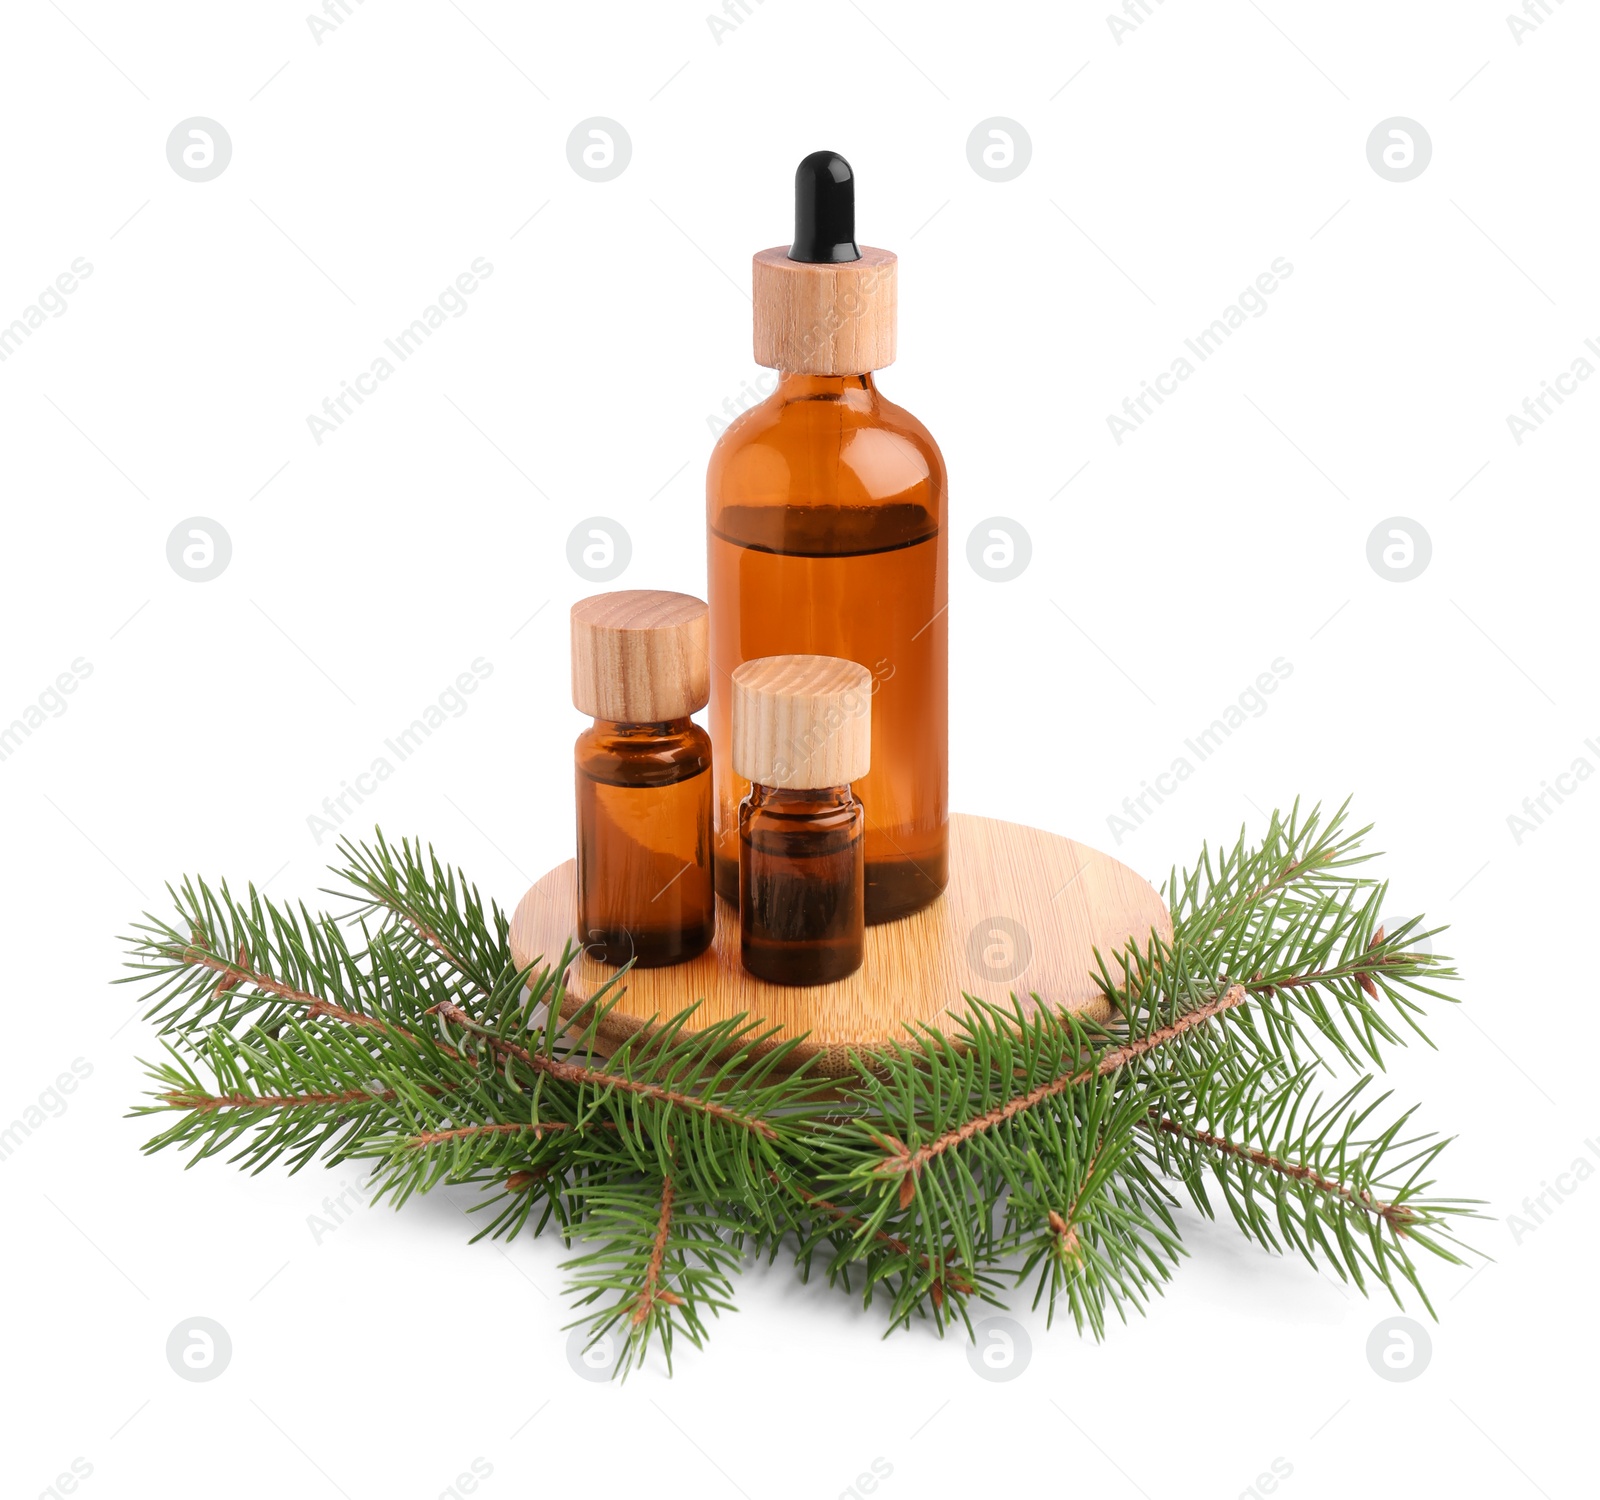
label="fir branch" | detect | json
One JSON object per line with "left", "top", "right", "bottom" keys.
{"left": 562, "top": 1168, "right": 743, "bottom": 1378}
{"left": 124, "top": 877, "right": 374, "bottom": 1037}
{"left": 785, "top": 1175, "right": 978, "bottom": 1314}
{"left": 1045, "top": 1141, "right": 1104, "bottom": 1263}
{"left": 1015, "top": 1135, "right": 1183, "bottom": 1339}
{"left": 406, "top": 1120, "right": 582, "bottom": 1147}
{"left": 163, "top": 1086, "right": 413, "bottom": 1111}
{"left": 869, "top": 984, "right": 1247, "bottom": 1201}
{"left": 1141, "top": 1068, "right": 1481, "bottom": 1311}
{"left": 1174, "top": 798, "right": 1376, "bottom": 936}
{"left": 134, "top": 1012, "right": 487, "bottom": 1177}
{"left": 334, "top": 832, "right": 511, "bottom": 1003}
{"left": 634, "top": 1170, "right": 687, "bottom": 1324}
{"left": 177, "top": 942, "right": 464, "bottom": 1058}
{"left": 120, "top": 806, "right": 1481, "bottom": 1376}
{"left": 1100, "top": 910, "right": 1449, "bottom": 1085}
{"left": 1148, "top": 1115, "right": 1415, "bottom": 1233}
{"left": 430, "top": 1000, "right": 780, "bottom": 1142}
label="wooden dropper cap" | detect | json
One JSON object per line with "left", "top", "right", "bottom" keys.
{"left": 753, "top": 151, "right": 896, "bottom": 377}
{"left": 731, "top": 654, "right": 872, "bottom": 790}
{"left": 571, "top": 590, "right": 709, "bottom": 722}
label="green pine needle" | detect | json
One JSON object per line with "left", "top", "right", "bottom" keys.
{"left": 119, "top": 803, "right": 1482, "bottom": 1376}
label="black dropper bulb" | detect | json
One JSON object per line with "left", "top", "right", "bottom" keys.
{"left": 789, "top": 150, "right": 861, "bottom": 264}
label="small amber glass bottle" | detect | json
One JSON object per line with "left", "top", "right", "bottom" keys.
{"left": 732, "top": 654, "right": 870, "bottom": 986}
{"left": 572, "top": 591, "right": 714, "bottom": 968}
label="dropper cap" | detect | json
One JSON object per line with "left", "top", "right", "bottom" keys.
{"left": 753, "top": 150, "right": 896, "bottom": 376}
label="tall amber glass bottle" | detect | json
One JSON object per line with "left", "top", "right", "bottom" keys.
{"left": 707, "top": 151, "right": 948, "bottom": 924}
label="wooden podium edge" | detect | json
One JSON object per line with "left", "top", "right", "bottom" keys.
{"left": 508, "top": 814, "right": 1171, "bottom": 1080}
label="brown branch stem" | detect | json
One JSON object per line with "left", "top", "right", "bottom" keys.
{"left": 407, "top": 1120, "right": 576, "bottom": 1147}
{"left": 632, "top": 1172, "right": 685, "bottom": 1324}
{"left": 876, "top": 985, "right": 1247, "bottom": 1198}
{"left": 1046, "top": 1143, "right": 1103, "bottom": 1262}
{"left": 380, "top": 900, "right": 480, "bottom": 987}
{"left": 166, "top": 943, "right": 465, "bottom": 1060}
{"left": 162, "top": 1086, "right": 419, "bottom": 1112}
{"left": 784, "top": 1176, "right": 974, "bottom": 1304}
{"left": 1221, "top": 850, "right": 1327, "bottom": 919}
{"left": 341, "top": 860, "right": 499, "bottom": 1002}
{"left": 1148, "top": 1116, "right": 1415, "bottom": 1233}
{"left": 430, "top": 1001, "right": 777, "bottom": 1143}
{"left": 1207, "top": 826, "right": 1361, "bottom": 928}
{"left": 1247, "top": 951, "right": 1405, "bottom": 997}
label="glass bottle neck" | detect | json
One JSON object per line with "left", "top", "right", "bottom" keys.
{"left": 593, "top": 716, "right": 693, "bottom": 738}
{"left": 747, "top": 782, "right": 854, "bottom": 809}
{"left": 773, "top": 371, "right": 879, "bottom": 407}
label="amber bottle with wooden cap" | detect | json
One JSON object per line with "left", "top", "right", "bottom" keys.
{"left": 733, "top": 654, "right": 870, "bottom": 985}
{"left": 571, "top": 590, "right": 714, "bottom": 968}
{"left": 707, "top": 150, "right": 948, "bottom": 926}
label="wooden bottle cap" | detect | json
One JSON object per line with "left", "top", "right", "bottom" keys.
{"left": 571, "top": 590, "right": 709, "bottom": 721}
{"left": 731, "top": 654, "right": 872, "bottom": 789}
{"left": 752, "top": 246, "right": 897, "bottom": 376}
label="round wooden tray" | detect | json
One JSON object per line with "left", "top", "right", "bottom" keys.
{"left": 509, "top": 813, "right": 1171, "bottom": 1078}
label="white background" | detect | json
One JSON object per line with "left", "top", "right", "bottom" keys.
{"left": 2, "top": 1, "right": 1595, "bottom": 1496}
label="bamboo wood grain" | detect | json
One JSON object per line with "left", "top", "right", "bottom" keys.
{"left": 570, "top": 590, "right": 708, "bottom": 722}
{"left": 752, "top": 245, "right": 897, "bottom": 376}
{"left": 731, "top": 654, "right": 872, "bottom": 789}
{"left": 509, "top": 813, "right": 1172, "bottom": 1078}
